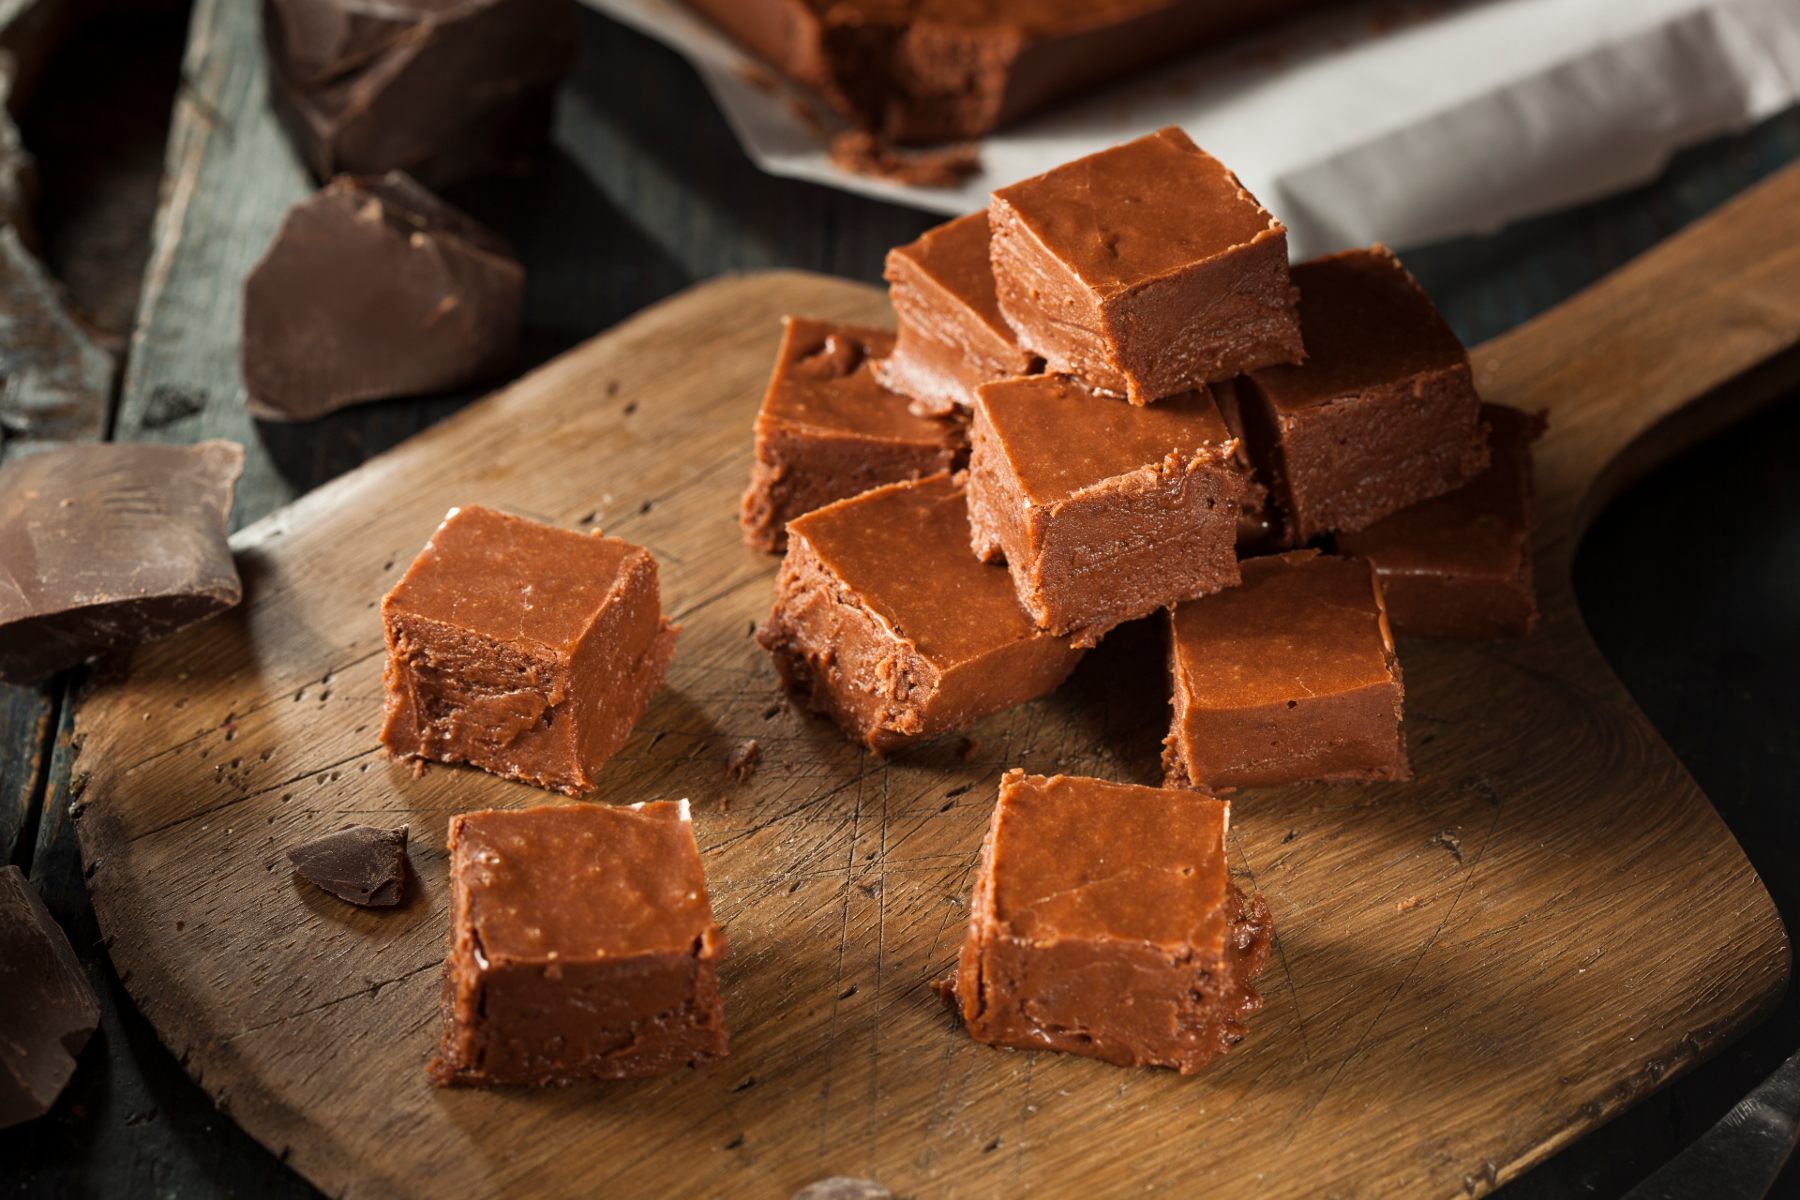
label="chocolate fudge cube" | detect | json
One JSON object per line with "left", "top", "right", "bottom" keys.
{"left": 1233, "top": 245, "right": 1489, "bottom": 540}
{"left": 1337, "top": 405, "right": 1546, "bottom": 639}
{"left": 951, "top": 771, "right": 1272, "bottom": 1074}
{"left": 380, "top": 506, "right": 679, "bottom": 795}
{"left": 967, "top": 375, "right": 1253, "bottom": 646}
{"left": 430, "top": 801, "right": 728, "bottom": 1086}
{"left": 741, "top": 316, "right": 964, "bottom": 553}
{"left": 989, "top": 126, "right": 1302, "bottom": 404}
{"left": 873, "top": 211, "right": 1038, "bottom": 415}
{"left": 757, "top": 473, "right": 1083, "bottom": 753}
{"left": 1164, "top": 550, "right": 1408, "bottom": 790}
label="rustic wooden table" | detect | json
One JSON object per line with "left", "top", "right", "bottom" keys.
{"left": 4, "top": 5, "right": 1799, "bottom": 1196}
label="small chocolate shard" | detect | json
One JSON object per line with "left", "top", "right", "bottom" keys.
{"left": 288, "top": 823, "right": 409, "bottom": 907}
{"left": 0, "top": 440, "right": 243, "bottom": 685}
{"left": 0, "top": 864, "right": 101, "bottom": 1129}
{"left": 726, "top": 738, "right": 761, "bottom": 781}
{"left": 792, "top": 1179, "right": 894, "bottom": 1200}
{"left": 241, "top": 172, "right": 522, "bottom": 421}
{"left": 263, "top": 0, "right": 578, "bottom": 189}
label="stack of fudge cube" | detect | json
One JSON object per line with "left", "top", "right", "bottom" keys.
{"left": 745, "top": 126, "right": 1544, "bottom": 789}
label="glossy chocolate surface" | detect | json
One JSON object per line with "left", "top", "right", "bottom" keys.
{"left": 0, "top": 865, "right": 101, "bottom": 1128}
{"left": 264, "top": 0, "right": 577, "bottom": 188}
{"left": 1164, "top": 550, "right": 1408, "bottom": 789}
{"left": 951, "top": 771, "right": 1271, "bottom": 1074}
{"left": 741, "top": 316, "right": 962, "bottom": 553}
{"left": 875, "top": 211, "right": 1037, "bottom": 413}
{"left": 1236, "top": 246, "right": 1488, "bottom": 539}
{"left": 430, "top": 801, "right": 728, "bottom": 1086}
{"left": 0, "top": 440, "right": 243, "bottom": 685}
{"left": 990, "top": 127, "right": 1301, "bottom": 403}
{"left": 1337, "top": 404, "right": 1545, "bottom": 638}
{"left": 757, "top": 474, "right": 1082, "bottom": 752}
{"left": 381, "top": 506, "right": 678, "bottom": 794}
{"left": 967, "top": 375, "right": 1248, "bottom": 643}
{"left": 243, "top": 172, "right": 523, "bottom": 422}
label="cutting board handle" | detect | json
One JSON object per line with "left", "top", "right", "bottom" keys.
{"left": 1474, "top": 158, "right": 1800, "bottom": 559}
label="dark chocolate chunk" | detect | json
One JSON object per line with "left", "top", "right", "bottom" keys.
{"left": 0, "top": 864, "right": 101, "bottom": 1129}
{"left": 726, "top": 738, "right": 761, "bottom": 781}
{"left": 242, "top": 172, "right": 523, "bottom": 422}
{"left": 262, "top": 0, "right": 578, "bottom": 188}
{"left": 0, "top": 440, "right": 243, "bottom": 685}
{"left": 288, "top": 824, "right": 410, "bottom": 907}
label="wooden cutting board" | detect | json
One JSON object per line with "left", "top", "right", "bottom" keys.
{"left": 72, "top": 162, "right": 1800, "bottom": 1199}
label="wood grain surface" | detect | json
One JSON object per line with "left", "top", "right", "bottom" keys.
{"left": 64, "top": 158, "right": 1800, "bottom": 1198}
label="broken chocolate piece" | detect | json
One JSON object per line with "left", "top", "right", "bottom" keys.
{"left": 242, "top": 172, "right": 523, "bottom": 422}
{"left": 288, "top": 823, "right": 409, "bottom": 906}
{"left": 0, "top": 864, "right": 100, "bottom": 1129}
{"left": 0, "top": 440, "right": 243, "bottom": 685}
{"left": 262, "top": 0, "right": 578, "bottom": 188}
{"left": 430, "top": 800, "right": 729, "bottom": 1086}
{"left": 950, "top": 771, "right": 1271, "bottom": 1073}
{"left": 725, "top": 738, "right": 761, "bottom": 781}
{"left": 380, "top": 505, "right": 680, "bottom": 795}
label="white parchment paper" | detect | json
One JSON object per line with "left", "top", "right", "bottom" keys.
{"left": 585, "top": 0, "right": 1800, "bottom": 258}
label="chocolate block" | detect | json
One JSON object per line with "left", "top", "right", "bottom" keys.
{"left": 757, "top": 473, "right": 1083, "bottom": 753}
{"left": 243, "top": 172, "right": 523, "bottom": 421}
{"left": 0, "top": 865, "right": 100, "bottom": 1128}
{"left": 683, "top": 1, "right": 1320, "bottom": 144}
{"left": 288, "top": 824, "right": 410, "bottom": 907}
{"left": 950, "top": 771, "right": 1271, "bottom": 1073}
{"left": 1337, "top": 405, "right": 1546, "bottom": 639}
{"left": 1235, "top": 245, "right": 1489, "bottom": 540}
{"left": 263, "top": 0, "right": 577, "bottom": 188}
{"left": 380, "top": 506, "right": 679, "bottom": 795}
{"left": 0, "top": 440, "right": 243, "bottom": 685}
{"left": 430, "top": 801, "right": 728, "bottom": 1086}
{"left": 873, "top": 212, "right": 1037, "bottom": 415}
{"left": 967, "top": 375, "right": 1252, "bottom": 646}
{"left": 989, "top": 127, "right": 1302, "bottom": 404}
{"left": 1164, "top": 550, "right": 1408, "bottom": 790}
{"left": 740, "top": 316, "right": 963, "bottom": 554}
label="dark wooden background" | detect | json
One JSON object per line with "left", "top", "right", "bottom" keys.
{"left": 3, "top": 4, "right": 1798, "bottom": 1196}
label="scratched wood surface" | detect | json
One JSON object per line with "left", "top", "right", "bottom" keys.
{"left": 65, "top": 158, "right": 1800, "bottom": 1198}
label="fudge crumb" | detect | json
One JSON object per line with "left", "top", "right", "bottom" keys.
{"left": 1395, "top": 895, "right": 1422, "bottom": 913}
{"left": 727, "top": 738, "right": 762, "bottom": 781}
{"left": 828, "top": 131, "right": 979, "bottom": 188}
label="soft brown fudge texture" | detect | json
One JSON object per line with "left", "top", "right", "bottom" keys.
{"left": 967, "top": 375, "right": 1252, "bottom": 645}
{"left": 1337, "top": 405, "right": 1545, "bottom": 639}
{"left": 380, "top": 506, "right": 679, "bottom": 795}
{"left": 874, "top": 212, "right": 1038, "bottom": 415}
{"left": 683, "top": 0, "right": 1321, "bottom": 144}
{"left": 951, "top": 771, "right": 1271, "bottom": 1073}
{"left": 1164, "top": 550, "right": 1408, "bottom": 790}
{"left": 1235, "top": 245, "right": 1489, "bottom": 540}
{"left": 430, "top": 802, "right": 728, "bottom": 1086}
{"left": 741, "top": 316, "right": 964, "bottom": 553}
{"left": 989, "top": 127, "right": 1302, "bottom": 404}
{"left": 757, "top": 473, "right": 1083, "bottom": 753}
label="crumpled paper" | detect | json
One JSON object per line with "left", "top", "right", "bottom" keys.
{"left": 584, "top": 0, "right": 1800, "bottom": 258}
